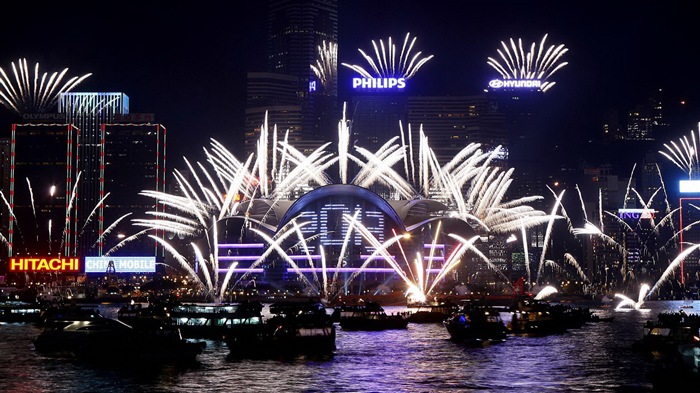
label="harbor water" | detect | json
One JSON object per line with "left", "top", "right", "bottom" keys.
{"left": 0, "top": 300, "right": 693, "bottom": 392}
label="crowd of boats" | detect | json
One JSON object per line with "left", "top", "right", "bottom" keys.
{"left": 1, "top": 283, "right": 630, "bottom": 365}
{"left": 4, "top": 284, "right": 699, "bottom": 378}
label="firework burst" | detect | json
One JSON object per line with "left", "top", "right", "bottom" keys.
{"left": 658, "top": 122, "right": 700, "bottom": 179}
{"left": 486, "top": 33, "right": 568, "bottom": 92}
{"left": 341, "top": 32, "right": 434, "bottom": 79}
{"left": 310, "top": 40, "right": 337, "bottom": 95}
{"left": 0, "top": 58, "right": 92, "bottom": 115}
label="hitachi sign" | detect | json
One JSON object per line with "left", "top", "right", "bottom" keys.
{"left": 352, "top": 77, "right": 406, "bottom": 89}
{"left": 9, "top": 257, "right": 80, "bottom": 272}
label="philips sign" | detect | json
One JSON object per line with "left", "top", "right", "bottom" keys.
{"left": 352, "top": 77, "right": 406, "bottom": 90}
{"left": 488, "top": 79, "right": 542, "bottom": 90}
{"left": 84, "top": 256, "right": 156, "bottom": 273}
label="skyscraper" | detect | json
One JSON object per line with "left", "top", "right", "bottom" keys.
{"left": 8, "top": 122, "right": 77, "bottom": 257}
{"left": 58, "top": 92, "right": 129, "bottom": 257}
{"left": 258, "top": 0, "right": 338, "bottom": 143}
{"left": 102, "top": 116, "right": 166, "bottom": 258}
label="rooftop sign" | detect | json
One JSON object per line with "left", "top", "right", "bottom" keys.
{"left": 352, "top": 77, "right": 406, "bottom": 90}
{"left": 488, "top": 79, "right": 542, "bottom": 90}
{"left": 84, "top": 256, "right": 156, "bottom": 273}
{"left": 9, "top": 257, "right": 80, "bottom": 272}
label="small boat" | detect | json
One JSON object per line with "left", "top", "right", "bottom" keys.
{"left": 0, "top": 300, "right": 43, "bottom": 323}
{"left": 406, "top": 299, "right": 458, "bottom": 323}
{"left": 639, "top": 311, "right": 700, "bottom": 385}
{"left": 33, "top": 314, "right": 206, "bottom": 364}
{"left": 443, "top": 303, "right": 507, "bottom": 344}
{"left": 38, "top": 303, "right": 103, "bottom": 326}
{"left": 334, "top": 301, "right": 408, "bottom": 331}
{"left": 634, "top": 311, "right": 700, "bottom": 353}
{"left": 169, "top": 301, "right": 265, "bottom": 340}
{"left": 0, "top": 289, "right": 44, "bottom": 323}
{"left": 507, "top": 297, "right": 568, "bottom": 335}
{"left": 225, "top": 300, "right": 335, "bottom": 359}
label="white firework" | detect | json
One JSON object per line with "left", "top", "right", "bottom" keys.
{"left": 0, "top": 58, "right": 92, "bottom": 115}
{"left": 132, "top": 107, "right": 554, "bottom": 300}
{"left": 341, "top": 32, "right": 434, "bottom": 79}
{"left": 486, "top": 33, "right": 568, "bottom": 92}
{"left": 310, "top": 40, "right": 337, "bottom": 95}
{"left": 658, "top": 122, "right": 700, "bottom": 179}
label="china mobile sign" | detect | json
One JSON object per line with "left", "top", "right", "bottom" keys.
{"left": 617, "top": 208, "right": 656, "bottom": 220}
{"left": 84, "top": 257, "right": 156, "bottom": 273}
{"left": 9, "top": 257, "right": 80, "bottom": 272}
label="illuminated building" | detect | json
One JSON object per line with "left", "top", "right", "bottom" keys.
{"left": 216, "top": 184, "right": 474, "bottom": 291}
{"left": 58, "top": 92, "right": 129, "bottom": 257}
{"left": 407, "top": 95, "right": 508, "bottom": 165}
{"left": 102, "top": 115, "right": 167, "bottom": 258}
{"left": 8, "top": 121, "right": 77, "bottom": 257}
{"left": 244, "top": 72, "right": 302, "bottom": 157}
{"left": 4, "top": 95, "right": 166, "bottom": 277}
{"left": 265, "top": 0, "right": 338, "bottom": 143}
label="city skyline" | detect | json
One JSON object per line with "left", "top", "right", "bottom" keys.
{"left": 0, "top": 1, "right": 697, "bottom": 164}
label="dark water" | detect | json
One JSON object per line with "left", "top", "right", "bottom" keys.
{"left": 0, "top": 300, "right": 693, "bottom": 393}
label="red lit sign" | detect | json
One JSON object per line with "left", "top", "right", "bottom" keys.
{"left": 9, "top": 257, "right": 80, "bottom": 272}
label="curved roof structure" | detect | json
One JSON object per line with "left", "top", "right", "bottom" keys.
{"left": 276, "top": 184, "right": 406, "bottom": 232}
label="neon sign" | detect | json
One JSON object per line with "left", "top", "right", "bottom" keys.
{"left": 680, "top": 180, "right": 700, "bottom": 194}
{"left": 617, "top": 208, "right": 656, "bottom": 220}
{"left": 488, "top": 79, "right": 542, "bottom": 89}
{"left": 9, "top": 257, "right": 80, "bottom": 272}
{"left": 84, "top": 256, "right": 156, "bottom": 273}
{"left": 352, "top": 77, "right": 406, "bottom": 90}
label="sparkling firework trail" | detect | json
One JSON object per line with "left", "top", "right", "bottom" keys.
{"left": 658, "top": 122, "right": 700, "bottom": 179}
{"left": 486, "top": 34, "right": 568, "bottom": 92}
{"left": 134, "top": 109, "right": 551, "bottom": 299}
{"left": 341, "top": 32, "right": 434, "bottom": 79}
{"left": 310, "top": 40, "right": 337, "bottom": 95}
{"left": 0, "top": 58, "right": 92, "bottom": 115}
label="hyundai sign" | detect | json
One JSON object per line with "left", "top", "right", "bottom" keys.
{"left": 488, "top": 79, "right": 542, "bottom": 90}
{"left": 84, "top": 256, "right": 156, "bottom": 273}
{"left": 352, "top": 77, "right": 406, "bottom": 90}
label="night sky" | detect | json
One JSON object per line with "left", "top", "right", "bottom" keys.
{"left": 0, "top": 1, "right": 697, "bottom": 167}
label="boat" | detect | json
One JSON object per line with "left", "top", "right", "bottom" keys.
{"left": 443, "top": 302, "right": 508, "bottom": 344}
{"left": 333, "top": 301, "right": 409, "bottom": 331}
{"left": 38, "top": 303, "right": 103, "bottom": 326}
{"left": 117, "top": 300, "right": 175, "bottom": 330}
{"left": 634, "top": 310, "right": 700, "bottom": 353}
{"left": 0, "top": 289, "right": 44, "bottom": 323}
{"left": 169, "top": 301, "right": 265, "bottom": 339}
{"left": 507, "top": 297, "right": 568, "bottom": 335}
{"left": 406, "top": 299, "right": 458, "bottom": 323}
{"left": 638, "top": 311, "right": 700, "bottom": 385}
{"left": 224, "top": 300, "right": 335, "bottom": 359}
{"left": 33, "top": 314, "right": 206, "bottom": 364}
{"left": 0, "top": 300, "right": 43, "bottom": 323}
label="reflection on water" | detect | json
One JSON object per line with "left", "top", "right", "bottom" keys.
{"left": 1, "top": 300, "right": 694, "bottom": 392}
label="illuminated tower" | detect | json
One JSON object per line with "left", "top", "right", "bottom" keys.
{"left": 8, "top": 122, "right": 78, "bottom": 258}
{"left": 58, "top": 92, "right": 129, "bottom": 257}
{"left": 244, "top": 72, "right": 302, "bottom": 157}
{"left": 266, "top": 0, "right": 338, "bottom": 142}
{"left": 102, "top": 116, "right": 167, "bottom": 258}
